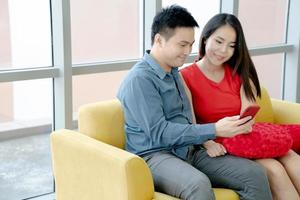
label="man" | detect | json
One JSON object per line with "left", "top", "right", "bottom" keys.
{"left": 117, "top": 5, "right": 272, "bottom": 200}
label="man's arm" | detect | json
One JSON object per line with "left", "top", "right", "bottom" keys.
{"left": 120, "top": 75, "right": 216, "bottom": 149}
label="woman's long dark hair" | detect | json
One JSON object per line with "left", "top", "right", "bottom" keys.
{"left": 197, "top": 13, "right": 261, "bottom": 101}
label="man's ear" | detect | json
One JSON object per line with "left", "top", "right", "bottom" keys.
{"left": 154, "top": 33, "right": 163, "bottom": 46}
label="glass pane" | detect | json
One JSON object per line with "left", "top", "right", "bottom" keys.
{"left": 162, "top": 0, "right": 220, "bottom": 53}
{"left": 70, "top": 0, "right": 140, "bottom": 64}
{"left": 238, "top": 0, "right": 288, "bottom": 47}
{"left": 252, "top": 54, "right": 284, "bottom": 99}
{"left": 0, "top": 79, "right": 53, "bottom": 131}
{"left": 73, "top": 71, "right": 128, "bottom": 118}
{"left": 0, "top": 0, "right": 52, "bottom": 70}
{"left": 0, "top": 134, "right": 53, "bottom": 200}
{"left": 0, "top": 79, "right": 53, "bottom": 199}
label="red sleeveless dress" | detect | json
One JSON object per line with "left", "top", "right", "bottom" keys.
{"left": 181, "top": 63, "right": 299, "bottom": 158}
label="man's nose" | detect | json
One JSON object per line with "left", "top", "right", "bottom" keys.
{"left": 184, "top": 45, "right": 192, "bottom": 55}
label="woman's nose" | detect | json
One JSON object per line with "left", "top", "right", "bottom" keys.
{"left": 220, "top": 45, "right": 228, "bottom": 53}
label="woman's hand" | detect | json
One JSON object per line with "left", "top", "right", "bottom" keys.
{"left": 203, "top": 140, "right": 227, "bottom": 157}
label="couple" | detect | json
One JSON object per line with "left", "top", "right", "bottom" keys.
{"left": 117, "top": 5, "right": 300, "bottom": 200}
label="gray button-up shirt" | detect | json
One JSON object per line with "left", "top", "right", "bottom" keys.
{"left": 117, "top": 51, "right": 216, "bottom": 160}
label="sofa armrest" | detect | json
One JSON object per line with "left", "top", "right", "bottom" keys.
{"left": 271, "top": 99, "right": 300, "bottom": 124}
{"left": 51, "top": 129, "right": 155, "bottom": 200}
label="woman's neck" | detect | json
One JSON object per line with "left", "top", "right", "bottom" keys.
{"left": 197, "top": 57, "right": 224, "bottom": 73}
{"left": 197, "top": 57, "right": 225, "bottom": 83}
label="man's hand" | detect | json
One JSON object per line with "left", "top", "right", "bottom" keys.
{"left": 215, "top": 115, "right": 254, "bottom": 138}
{"left": 203, "top": 140, "right": 227, "bottom": 157}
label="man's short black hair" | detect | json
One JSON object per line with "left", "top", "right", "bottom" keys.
{"left": 151, "top": 5, "right": 199, "bottom": 45}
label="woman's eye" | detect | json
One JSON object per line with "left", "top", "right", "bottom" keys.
{"left": 229, "top": 45, "right": 235, "bottom": 49}
{"left": 215, "top": 40, "right": 222, "bottom": 44}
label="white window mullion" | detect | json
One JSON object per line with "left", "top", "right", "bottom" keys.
{"left": 51, "top": 0, "right": 73, "bottom": 130}
{"left": 0, "top": 67, "right": 58, "bottom": 82}
{"left": 283, "top": 0, "right": 300, "bottom": 103}
{"left": 144, "top": 0, "right": 162, "bottom": 51}
{"left": 139, "top": 0, "right": 145, "bottom": 56}
{"left": 249, "top": 44, "right": 293, "bottom": 56}
{"left": 72, "top": 60, "right": 139, "bottom": 76}
{"left": 220, "top": 0, "right": 239, "bottom": 16}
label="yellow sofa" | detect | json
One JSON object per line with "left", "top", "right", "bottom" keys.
{"left": 50, "top": 88, "right": 300, "bottom": 200}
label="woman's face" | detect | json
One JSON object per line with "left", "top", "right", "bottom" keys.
{"left": 204, "top": 24, "right": 236, "bottom": 66}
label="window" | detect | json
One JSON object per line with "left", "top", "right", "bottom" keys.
{"left": 0, "top": 1, "right": 299, "bottom": 199}
{"left": 0, "top": 133, "right": 53, "bottom": 200}
{"left": 72, "top": 71, "right": 128, "bottom": 119}
{"left": 252, "top": 54, "right": 284, "bottom": 99}
{"left": 0, "top": 0, "right": 52, "bottom": 70}
{"left": 238, "top": 0, "right": 288, "bottom": 47}
{"left": 70, "top": 0, "right": 140, "bottom": 64}
{"left": 0, "top": 79, "right": 52, "bottom": 133}
{"left": 238, "top": 0, "right": 288, "bottom": 98}
{"left": 0, "top": 79, "right": 53, "bottom": 200}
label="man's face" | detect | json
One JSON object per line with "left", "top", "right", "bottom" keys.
{"left": 158, "top": 27, "right": 195, "bottom": 71}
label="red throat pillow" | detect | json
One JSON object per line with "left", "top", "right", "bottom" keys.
{"left": 215, "top": 123, "right": 293, "bottom": 159}
{"left": 280, "top": 124, "right": 300, "bottom": 153}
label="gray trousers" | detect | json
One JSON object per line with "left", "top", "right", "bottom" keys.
{"left": 142, "top": 148, "right": 272, "bottom": 200}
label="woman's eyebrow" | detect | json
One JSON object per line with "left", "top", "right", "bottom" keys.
{"left": 216, "top": 36, "right": 236, "bottom": 44}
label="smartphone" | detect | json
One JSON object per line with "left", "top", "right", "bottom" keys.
{"left": 240, "top": 105, "right": 260, "bottom": 120}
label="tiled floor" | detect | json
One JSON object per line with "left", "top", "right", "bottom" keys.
{"left": 0, "top": 133, "right": 54, "bottom": 200}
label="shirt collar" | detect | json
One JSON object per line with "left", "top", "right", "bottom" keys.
{"left": 143, "top": 50, "right": 178, "bottom": 79}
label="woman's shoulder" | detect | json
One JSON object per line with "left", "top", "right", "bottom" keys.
{"left": 180, "top": 62, "right": 199, "bottom": 76}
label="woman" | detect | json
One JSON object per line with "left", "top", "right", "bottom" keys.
{"left": 181, "top": 13, "right": 300, "bottom": 200}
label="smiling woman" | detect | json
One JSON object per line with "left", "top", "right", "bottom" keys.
{"left": 181, "top": 12, "right": 300, "bottom": 200}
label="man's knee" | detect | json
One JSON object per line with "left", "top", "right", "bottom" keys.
{"left": 182, "top": 173, "right": 215, "bottom": 200}
{"left": 248, "top": 162, "right": 269, "bottom": 184}
{"left": 241, "top": 162, "right": 272, "bottom": 200}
